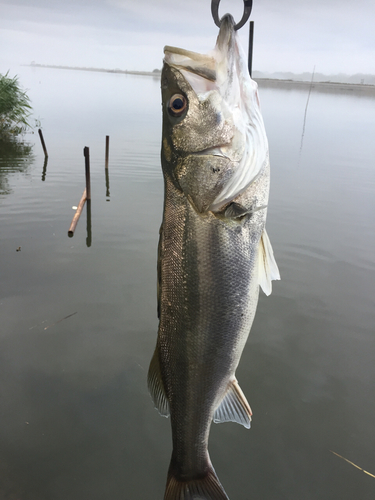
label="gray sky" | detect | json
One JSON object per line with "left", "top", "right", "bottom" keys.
{"left": 0, "top": 0, "right": 374, "bottom": 75}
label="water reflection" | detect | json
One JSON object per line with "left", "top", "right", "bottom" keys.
{"left": 0, "top": 138, "right": 34, "bottom": 195}
{"left": 105, "top": 168, "right": 110, "bottom": 200}
{"left": 41, "top": 156, "right": 48, "bottom": 181}
{"left": 86, "top": 199, "right": 92, "bottom": 247}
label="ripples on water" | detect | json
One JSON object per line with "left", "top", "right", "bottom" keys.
{"left": 1, "top": 67, "right": 375, "bottom": 500}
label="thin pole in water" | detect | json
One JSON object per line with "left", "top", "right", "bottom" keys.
{"left": 105, "top": 135, "right": 109, "bottom": 169}
{"left": 38, "top": 129, "right": 48, "bottom": 157}
{"left": 248, "top": 21, "right": 254, "bottom": 77}
{"left": 84, "top": 146, "right": 91, "bottom": 200}
{"left": 298, "top": 65, "right": 316, "bottom": 165}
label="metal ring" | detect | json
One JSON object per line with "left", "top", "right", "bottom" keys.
{"left": 211, "top": 0, "right": 253, "bottom": 31}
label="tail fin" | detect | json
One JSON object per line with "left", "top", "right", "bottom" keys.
{"left": 164, "top": 463, "right": 229, "bottom": 500}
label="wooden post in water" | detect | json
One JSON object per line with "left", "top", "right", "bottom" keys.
{"left": 248, "top": 21, "right": 254, "bottom": 77}
{"left": 38, "top": 129, "right": 48, "bottom": 157}
{"left": 68, "top": 188, "right": 87, "bottom": 237}
{"left": 105, "top": 135, "right": 109, "bottom": 169}
{"left": 84, "top": 146, "right": 91, "bottom": 200}
{"left": 68, "top": 147, "right": 91, "bottom": 237}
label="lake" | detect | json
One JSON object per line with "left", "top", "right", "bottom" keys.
{"left": 1, "top": 66, "right": 374, "bottom": 500}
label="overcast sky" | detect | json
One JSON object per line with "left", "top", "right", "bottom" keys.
{"left": 0, "top": 0, "right": 374, "bottom": 75}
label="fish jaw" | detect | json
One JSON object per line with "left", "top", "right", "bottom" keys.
{"left": 161, "top": 15, "right": 269, "bottom": 214}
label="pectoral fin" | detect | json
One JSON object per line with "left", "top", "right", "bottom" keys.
{"left": 224, "top": 202, "right": 268, "bottom": 220}
{"left": 148, "top": 347, "right": 170, "bottom": 418}
{"left": 213, "top": 379, "right": 252, "bottom": 429}
{"left": 224, "top": 202, "right": 249, "bottom": 219}
{"left": 258, "top": 228, "right": 280, "bottom": 296}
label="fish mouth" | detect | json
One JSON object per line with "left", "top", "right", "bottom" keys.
{"left": 163, "top": 15, "right": 236, "bottom": 83}
{"left": 163, "top": 16, "right": 237, "bottom": 96}
{"left": 164, "top": 46, "right": 216, "bottom": 82}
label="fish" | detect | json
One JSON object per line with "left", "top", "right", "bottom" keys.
{"left": 148, "top": 14, "right": 280, "bottom": 500}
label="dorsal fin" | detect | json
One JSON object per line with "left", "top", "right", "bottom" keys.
{"left": 213, "top": 379, "right": 252, "bottom": 429}
{"left": 258, "top": 228, "right": 280, "bottom": 296}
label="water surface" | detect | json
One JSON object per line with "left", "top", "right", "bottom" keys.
{"left": 1, "top": 66, "right": 374, "bottom": 499}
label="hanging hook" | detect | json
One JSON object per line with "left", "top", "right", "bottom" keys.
{"left": 211, "top": 0, "right": 253, "bottom": 31}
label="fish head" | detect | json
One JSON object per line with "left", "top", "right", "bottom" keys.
{"left": 161, "top": 14, "right": 269, "bottom": 213}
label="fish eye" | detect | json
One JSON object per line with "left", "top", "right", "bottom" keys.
{"left": 168, "top": 94, "right": 187, "bottom": 117}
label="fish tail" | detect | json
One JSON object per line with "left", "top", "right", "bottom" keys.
{"left": 164, "top": 461, "right": 229, "bottom": 500}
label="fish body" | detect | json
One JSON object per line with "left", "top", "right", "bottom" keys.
{"left": 148, "top": 15, "right": 279, "bottom": 500}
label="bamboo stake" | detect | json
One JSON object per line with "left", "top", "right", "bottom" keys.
{"left": 68, "top": 188, "right": 87, "bottom": 237}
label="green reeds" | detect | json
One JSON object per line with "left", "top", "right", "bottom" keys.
{"left": 0, "top": 71, "right": 32, "bottom": 139}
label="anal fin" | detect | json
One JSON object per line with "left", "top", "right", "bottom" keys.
{"left": 147, "top": 347, "right": 170, "bottom": 418}
{"left": 213, "top": 379, "right": 252, "bottom": 429}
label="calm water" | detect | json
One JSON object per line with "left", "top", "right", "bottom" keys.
{"left": 1, "top": 67, "right": 374, "bottom": 500}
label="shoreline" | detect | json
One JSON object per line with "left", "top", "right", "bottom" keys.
{"left": 256, "top": 77, "right": 375, "bottom": 95}
{"left": 27, "top": 63, "right": 160, "bottom": 77}
{"left": 27, "top": 63, "right": 375, "bottom": 94}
